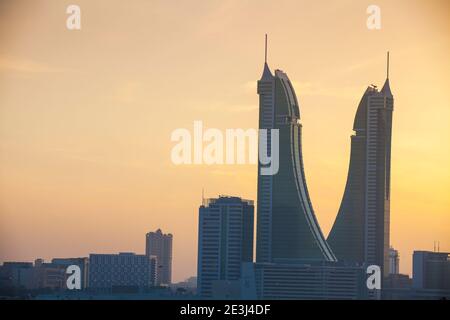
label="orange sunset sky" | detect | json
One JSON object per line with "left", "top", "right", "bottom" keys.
{"left": 0, "top": 0, "right": 449, "bottom": 282}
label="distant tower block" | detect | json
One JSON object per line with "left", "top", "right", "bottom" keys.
{"left": 146, "top": 229, "right": 173, "bottom": 285}
{"left": 389, "top": 247, "right": 400, "bottom": 275}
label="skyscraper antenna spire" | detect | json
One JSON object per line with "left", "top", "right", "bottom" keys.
{"left": 387, "top": 51, "right": 390, "bottom": 79}
{"left": 265, "top": 34, "right": 268, "bottom": 64}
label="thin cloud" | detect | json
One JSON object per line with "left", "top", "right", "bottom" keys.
{"left": 0, "top": 56, "right": 70, "bottom": 74}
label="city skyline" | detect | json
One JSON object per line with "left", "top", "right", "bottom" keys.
{"left": 0, "top": 0, "right": 449, "bottom": 283}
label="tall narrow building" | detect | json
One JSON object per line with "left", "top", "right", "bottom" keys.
{"left": 328, "top": 53, "right": 394, "bottom": 277}
{"left": 256, "top": 35, "right": 335, "bottom": 263}
{"left": 197, "top": 196, "right": 254, "bottom": 298}
{"left": 388, "top": 247, "right": 400, "bottom": 275}
{"left": 146, "top": 229, "right": 173, "bottom": 286}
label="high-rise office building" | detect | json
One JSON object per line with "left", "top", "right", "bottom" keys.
{"left": 256, "top": 35, "right": 335, "bottom": 263}
{"left": 146, "top": 229, "right": 173, "bottom": 286}
{"left": 197, "top": 196, "right": 254, "bottom": 298}
{"left": 328, "top": 53, "right": 394, "bottom": 277}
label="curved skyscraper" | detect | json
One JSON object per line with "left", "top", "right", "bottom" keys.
{"left": 256, "top": 36, "right": 336, "bottom": 263}
{"left": 328, "top": 53, "right": 394, "bottom": 277}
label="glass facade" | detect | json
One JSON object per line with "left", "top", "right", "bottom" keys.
{"left": 328, "top": 80, "right": 394, "bottom": 277}
{"left": 256, "top": 63, "right": 335, "bottom": 263}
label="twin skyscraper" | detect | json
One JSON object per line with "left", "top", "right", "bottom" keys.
{"left": 256, "top": 36, "right": 394, "bottom": 276}
{"left": 198, "top": 36, "right": 394, "bottom": 298}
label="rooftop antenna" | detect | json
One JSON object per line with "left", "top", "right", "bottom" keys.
{"left": 434, "top": 241, "right": 436, "bottom": 252}
{"left": 202, "top": 188, "right": 205, "bottom": 206}
{"left": 387, "top": 51, "right": 390, "bottom": 79}
{"left": 438, "top": 241, "right": 440, "bottom": 252}
{"left": 265, "top": 34, "right": 268, "bottom": 64}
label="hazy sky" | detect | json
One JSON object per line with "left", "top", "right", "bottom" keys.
{"left": 0, "top": 0, "right": 449, "bottom": 282}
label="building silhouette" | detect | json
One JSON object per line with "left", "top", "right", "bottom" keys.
{"left": 256, "top": 35, "right": 335, "bottom": 263}
{"left": 328, "top": 53, "right": 394, "bottom": 277}
{"left": 0, "top": 262, "right": 36, "bottom": 290}
{"left": 388, "top": 247, "right": 400, "bottom": 275}
{"left": 89, "top": 252, "right": 157, "bottom": 291}
{"left": 51, "top": 257, "right": 89, "bottom": 289}
{"left": 382, "top": 250, "right": 450, "bottom": 299}
{"left": 146, "top": 229, "right": 173, "bottom": 286}
{"left": 235, "top": 37, "right": 403, "bottom": 300}
{"left": 241, "top": 261, "right": 369, "bottom": 300}
{"left": 197, "top": 196, "right": 254, "bottom": 298}
{"left": 413, "top": 251, "right": 450, "bottom": 290}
